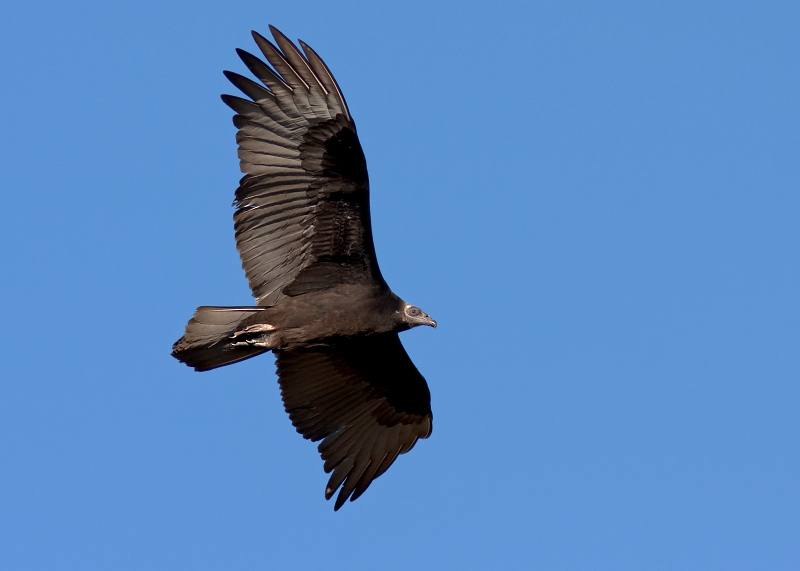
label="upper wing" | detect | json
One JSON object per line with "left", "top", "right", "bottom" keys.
{"left": 222, "top": 26, "right": 384, "bottom": 306}
{"left": 275, "top": 333, "right": 433, "bottom": 510}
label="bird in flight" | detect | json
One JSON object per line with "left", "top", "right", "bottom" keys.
{"left": 172, "top": 26, "right": 436, "bottom": 510}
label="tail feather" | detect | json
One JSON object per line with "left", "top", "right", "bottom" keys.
{"left": 172, "top": 306, "right": 272, "bottom": 371}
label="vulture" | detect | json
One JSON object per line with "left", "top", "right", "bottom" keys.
{"left": 172, "top": 26, "right": 436, "bottom": 510}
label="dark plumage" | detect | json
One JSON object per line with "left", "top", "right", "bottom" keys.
{"left": 172, "top": 26, "right": 436, "bottom": 510}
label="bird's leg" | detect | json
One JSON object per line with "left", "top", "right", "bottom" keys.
{"left": 229, "top": 323, "right": 276, "bottom": 348}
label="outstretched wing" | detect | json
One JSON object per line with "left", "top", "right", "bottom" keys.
{"left": 222, "top": 26, "right": 385, "bottom": 306}
{"left": 275, "top": 334, "right": 433, "bottom": 510}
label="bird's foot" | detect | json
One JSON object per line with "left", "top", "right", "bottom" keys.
{"left": 229, "top": 323, "right": 276, "bottom": 348}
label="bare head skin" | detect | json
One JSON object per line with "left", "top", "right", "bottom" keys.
{"left": 402, "top": 303, "right": 437, "bottom": 329}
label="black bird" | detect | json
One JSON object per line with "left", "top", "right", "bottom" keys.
{"left": 172, "top": 26, "right": 436, "bottom": 510}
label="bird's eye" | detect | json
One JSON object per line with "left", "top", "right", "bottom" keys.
{"left": 407, "top": 307, "right": 420, "bottom": 317}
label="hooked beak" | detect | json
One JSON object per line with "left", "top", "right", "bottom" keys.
{"left": 423, "top": 315, "right": 437, "bottom": 328}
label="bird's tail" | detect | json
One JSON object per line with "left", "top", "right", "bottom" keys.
{"left": 172, "top": 306, "right": 275, "bottom": 371}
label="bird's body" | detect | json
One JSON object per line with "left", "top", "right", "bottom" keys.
{"left": 172, "top": 26, "right": 436, "bottom": 510}
{"left": 244, "top": 284, "right": 406, "bottom": 346}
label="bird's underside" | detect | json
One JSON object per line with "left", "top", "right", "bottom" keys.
{"left": 172, "top": 26, "right": 435, "bottom": 510}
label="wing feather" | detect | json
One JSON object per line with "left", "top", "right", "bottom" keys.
{"left": 252, "top": 30, "right": 309, "bottom": 91}
{"left": 299, "top": 40, "right": 351, "bottom": 121}
{"left": 275, "top": 334, "right": 432, "bottom": 510}
{"left": 268, "top": 26, "right": 327, "bottom": 93}
{"left": 268, "top": 26, "right": 332, "bottom": 121}
{"left": 223, "top": 70, "right": 275, "bottom": 103}
{"left": 236, "top": 48, "right": 293, "bottom": 95}
{"left": 223, "top": 29, "right": 383, "bottom": 306}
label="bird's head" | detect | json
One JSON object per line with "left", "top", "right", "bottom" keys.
{"left": 402, "top": 303, "right": 437, "bottom": 329}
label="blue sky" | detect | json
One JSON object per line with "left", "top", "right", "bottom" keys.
{"left": 1, "top": 1, "right": 798, "bottom": 569}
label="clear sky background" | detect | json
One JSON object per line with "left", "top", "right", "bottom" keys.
{"left": 1, "top": 1, "right": 798, "bottom": 569}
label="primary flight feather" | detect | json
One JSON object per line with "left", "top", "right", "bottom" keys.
{"left": 172, "top": 26, "right": 436, "bottom": 511}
